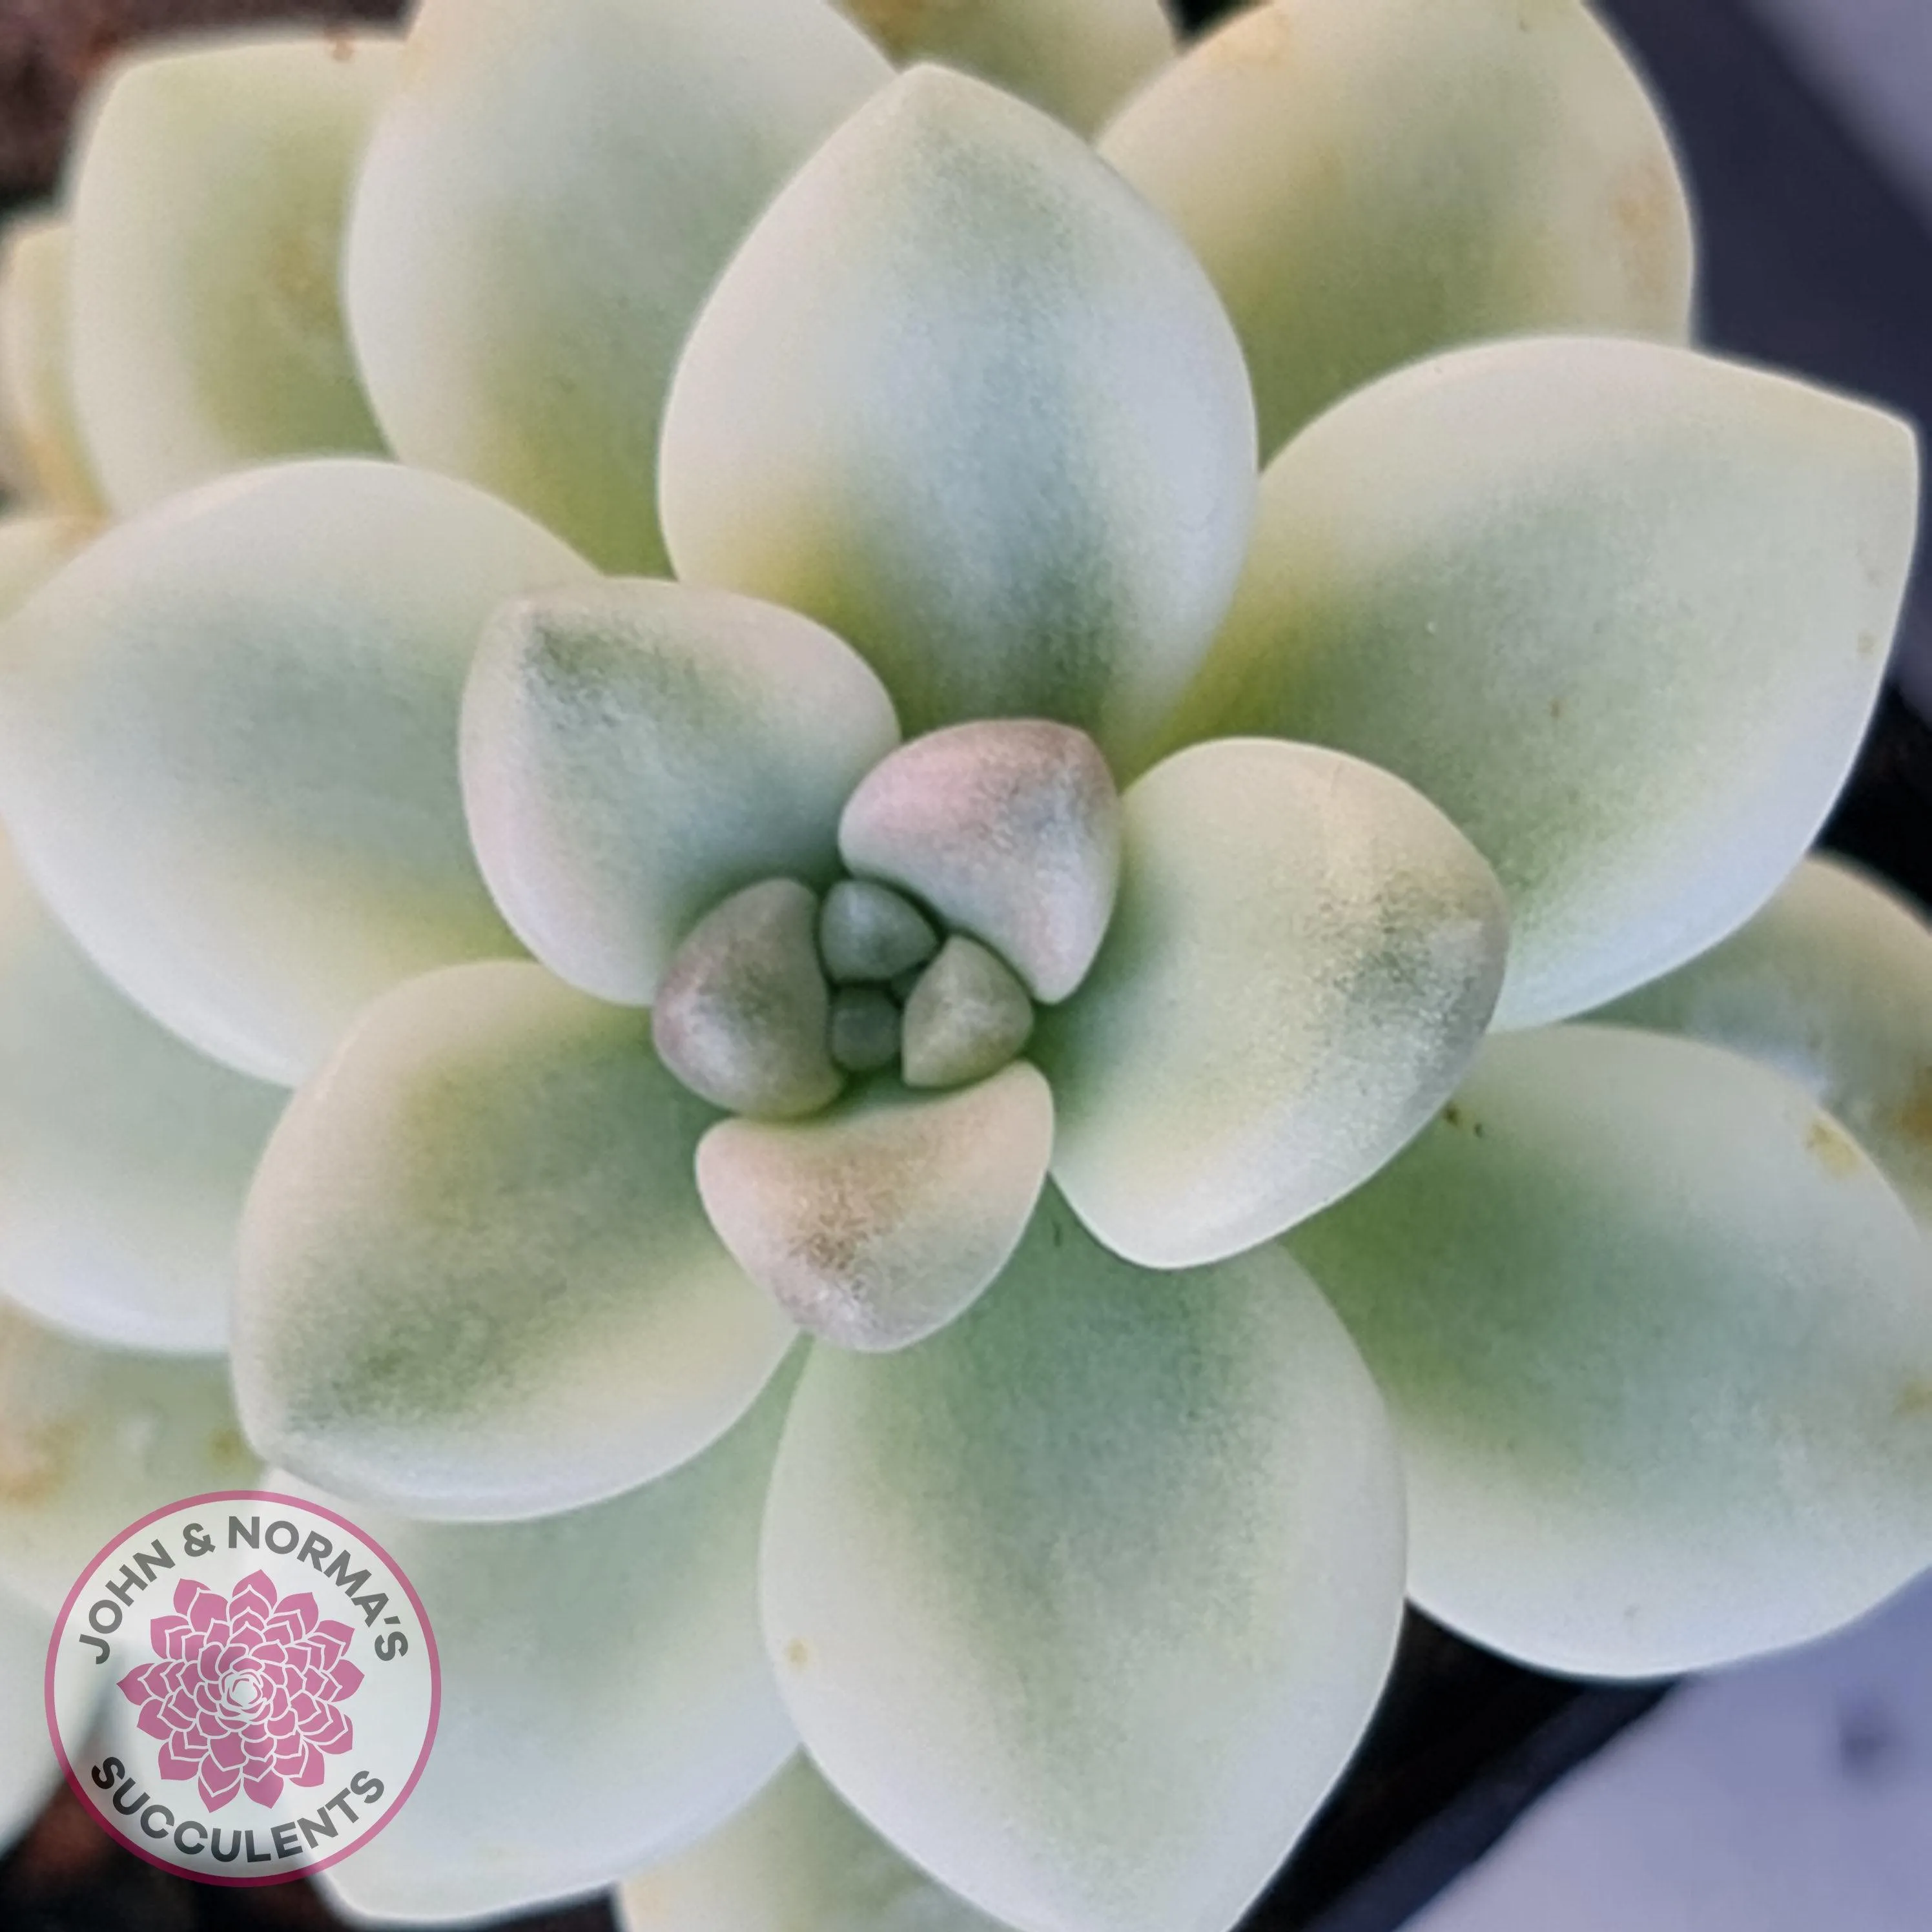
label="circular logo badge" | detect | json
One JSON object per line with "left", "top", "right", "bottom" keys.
{"left": 46, "top": 1490, "right": 439, "bottom": 1886}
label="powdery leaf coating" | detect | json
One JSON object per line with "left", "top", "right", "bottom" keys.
{"left": 236, "top": 961, "right": 796, "bottom": 1523}
{"left": 818, "top": 881, "right": 938, "bottom": 987}
{"left": 345, "top": 0, "right": 889, "bottom": 573}
{"left": 0, "top": 218, "right": 100, "bottom": 511}
{"left": 761, "top": 1191, "right": 1404, "bottom": 1932}
{"left": 652, "top": 881, "right": 843, "bottom": 1120}
{"left": 900, "top": 938, "right": 1036, "bottom": 1089}
{"left": 1173, "top": 336, "right": 1920, "bottom": 1029}
{"left": 1102, "top": 0, "right": 1694, "bottom": 461}
{"left": 617, "top": 1754, "right": 1010, "bottom": 1932}
{"left": 838, "top": 0, "right": 1174, "bottom": 136}
{"left": 1596, "top": 856, "right": 1932, "bottom": 1228}
{"left": 464, "top": 579, "right": 900, "bottom": 1007}
{"left": 301, "top": 1364, "right": 800, "bottom": 1924}
{"left": 0, "top": 1303, "right": 258, "bottom": 1615}
{"left": 1294, "top": 1026, "right": 1932, "bottom": 1678}
{"left": 696, "top": 1064, "right": 1053, "bottom": 1351}
{"left": 0, "top": 459, "right": 594, "bottom": 1085}
{"left": 839, "top": 720, "right": 1122, "bottom": 1003}
{"left": 1039, "top": 738, "right": 1506, "bottom": 1269}
{"left": 0, "top": 831, "right": 284, "bottom": 1355}
{"left": 661, "top": 66, "right": 1257, "bottom": 772}
{"left": 68, "top": 33, "right": 397, "bottom": 513}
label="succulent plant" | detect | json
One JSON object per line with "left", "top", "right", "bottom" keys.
{"left": 0, "top": 0, "right": 1930, "bottom": 1927}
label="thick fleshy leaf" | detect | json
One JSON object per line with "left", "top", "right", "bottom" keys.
{"left": 0, "top": 216, "right": 100, "bottom": 511}
{"left": 236, "top": 961, "right": 796, "bottom": 1523}
{"left": 1294, "top": 1025, "right": 1932, "bottom": 1678}
{"left": 0, "top": 513, "right": 90, "bottom": 619}
{"left": 761, "top": 1189, "right": 1404, "bottom": 1932}
{"left": 697, "top": 1065, "right": 1053, "bottom": 1350}
{"left": 301, "top": 1364, "right": 799, "bottom": 1924}
{"left": 0, "top": 1304, "right": 258, "bottom": 1615}
{"left": 68, "top": 34, "right": 397, "bottom": 513}
{"left": 0, "top": 832, "right": 284, "bottom": 1354}
{"left": 345, "top": 0, "right": 888, "bottom": 573}
{"left": 838, "top": 720, "right": 1121, "bottom": 1003}
{"left": 1101, "top": 0, "right": 1694, "bottom": 461}
{"left": 653, "top": 881, "right": 843, "bottom": 1120}
{"left": 0, "top": 459, "right": 593, "bottom": 1084}
{"left": 661, "top": 66, "right": 1257, "bottom": 772}
{"left": 1597, "top": 856, "right": 1932, "bottom": 1227}
{"left": 838, "top": 0, "right": 1173, "bottom": 136}
{"left": 618, "top": 1754, "right": 1009, "bottom": 1932}
{"left": 464, "top": 579, "right": 899, "bottom": 1005}
{"left": 900, "top": 939, "right": 1036, "bottom": 1089}
{"left": 1171, "top": 338, "right": 1920, "bottom": 1029}
{"left": 1038, "top": 739, "right": 1506, "bottom": 1269}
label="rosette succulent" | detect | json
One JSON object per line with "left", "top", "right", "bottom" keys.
{"left": 1, "top": 0, "right": 1931, "bottom": 1927}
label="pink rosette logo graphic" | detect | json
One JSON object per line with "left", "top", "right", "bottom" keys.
{"left": 118, "top": 1572, "right": 363, "bottom": 1813}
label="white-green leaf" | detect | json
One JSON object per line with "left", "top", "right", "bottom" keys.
{"left": 697, "top": 1065, "right": 1054, "bottom": 1351}
{"left": 1039, "top": 739, "right": 1506, "bottom": 1269}
{"left": 661, "top": 66, "right": 1257, "bottom": 772}
{"left": 0, "top": 216, "right": 100, "bottom": 511}
{"left": 0, "top": 458, "right": 593, "bottom": 1085}
{"left": 1597, "top": 856, "right": 1932, "bottom": 1228}
{"left": 618, "top": 1754, "right": 1009, "bottom": 1932}
{"left": 345, "top": 0, "right": 889, "bottom": 573}
{"left": 68, "top": 33, "right": 396, "bottom": 513}
{"left": 1294, "top": 1025, "right": 1932, "bottom": 1678}
{"left": 0, "top": 832, "right": 284, "bottom": 1354}
{"left": 235, "top": 961, "right": 796, "bottom": 1523}
{"left": 0, "top": 513, "right": 91, "bottom": 619}
{"left": 0, "top": 1304, "right": 258, "bottom": 1615}
{"left": 1102, "top": 0, "right": 1694, "bottom": 461}
{"left": 464, "top": 579, "right": 899, "bottom": 1006}
{"left": 838, "top": 0, "right": 1173, "bottom": 136}
{"left": 761, "top": 1190, "right": 1404, "bottom": 1932}
{"left": 1171, "top": 338, "right": 1920, "bottom": 1029}
{"left": 300, "top": 1364, "right": 799, "bottom": 1924}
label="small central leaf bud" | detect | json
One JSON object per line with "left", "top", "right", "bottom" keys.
{"left": 652, "top": 879, "right": 841, "bottom": 1118}
{"left": 819, "top": 879, "right": 940, "bottom": 984}
{"left": 901, "top": 937, "right": 1034, "bottom": 1089}
{"left": 830, "top": 987, "right": 902, "bottom": 1074}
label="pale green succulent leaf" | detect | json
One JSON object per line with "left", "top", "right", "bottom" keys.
{"left": 0, "top": 832, "right": 284, "bottom": 1354}
{"left": 1039, "top": 739, "right": 1506, "bottom": 1269}
{"left": 696, "top": 1064, "right": 1054, "bottom": 1351}
{"left": 660, "top": 65, "right": 1257, "bottom": 772}
{"left": 618, "top": 1753, "right": 1010, "bottom": 1932}
{"left": 1172, "top": 337, "right": 1920, "bottom": 1029}
{"left": 0, "top": 216, "right": 101, "bottom": 511}
{"left": 0, "top": 1304, "right": 258, "bottom": 1615}
{"left": 0, "top": 458, "right": 594, "bottom": 1085}
{"left": 761, "top": 1190, "right": 1404, "bottom": 1932}
{"left": 1102, "top": 0, "right": 1694, "bottom": 461}
{"left": 236, "top": 961, "right": 796, "bottom": 1523}
{"left": 345, "top": 0, "right": 889, "bottom": 573}
{"left": 464, "top": 579, "right": 899, "bottom": 1007}
{"left": 68, "top": 33, "right": 396, "bottom": 513}
{"left": 0, "top": 512, "right": 92, "bottom": 618}
{"left": 1294, "top": 1025, "right": 1932, "bottom": 1678}
{"left": 837, "top": 0, "right": 1175, "bottom": 136}
{"left": 300, "top": 1364, "right": 800, "bottom": 1924}
{"left": 1596, "top": 855, "right": 1932, "bottom": 1228}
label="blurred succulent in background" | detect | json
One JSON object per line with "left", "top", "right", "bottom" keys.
{"left": 1, "top": 0, "right": 1931, "bottom": 1927}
